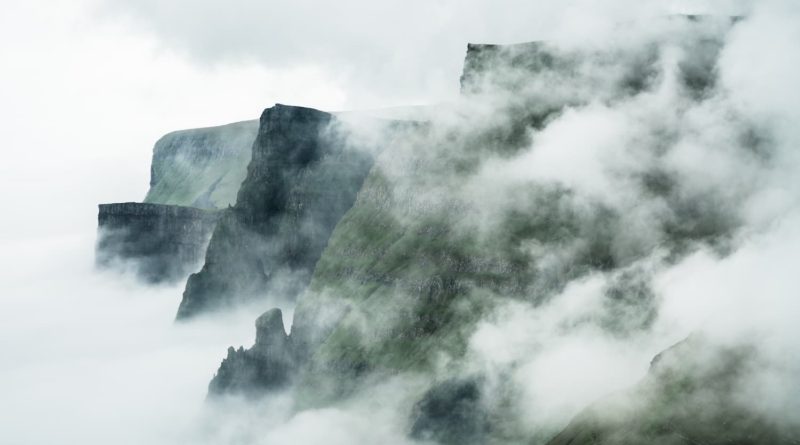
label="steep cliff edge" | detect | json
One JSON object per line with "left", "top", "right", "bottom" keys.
{"left": 176, "top": 105, "right": 385, "bottom": 319}
{"left": 144, "top": 119, "right": 257, "bottom": 209}
{"left": 96, "top": 202, "right": 220, "bottom": 283}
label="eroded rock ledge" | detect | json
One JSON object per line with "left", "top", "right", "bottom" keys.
{"left": 96, "top": 202, "right": 220, "bottom": 283}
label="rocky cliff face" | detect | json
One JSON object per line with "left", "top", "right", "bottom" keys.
{"left": 144, "top": 120, "right": 257, "bottom": 209}
{"left": 96, "top": 202, "right": 220, "bottom": 283}
{"left": 176, "top": 105, "right": 385, "bottom": 319}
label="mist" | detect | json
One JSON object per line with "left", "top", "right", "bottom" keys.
{"left": 1, "top": 1, "right": 799, "bottom": 444}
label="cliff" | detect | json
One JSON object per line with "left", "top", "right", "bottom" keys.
{"left": 144, "top": 119, "right": 257, "bottom": 209}
{"left": 460, "top": 41, "right": 550, "bottom": 95}
{"left": 96, "top": 202, "right": 220, "bottom": 283}
{"left": 204, "top": 16, "right": 761, "bottom": 445}
{"left": 286, "top": 20, "right": 738, "bottom": 403}
{"left": 176, "top": 105, "right": 387, "bottom": 319}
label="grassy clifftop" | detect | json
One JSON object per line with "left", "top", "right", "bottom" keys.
{"left": 144, "top": 120, "right": 257, "bottom": 209}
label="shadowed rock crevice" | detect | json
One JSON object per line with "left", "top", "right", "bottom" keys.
{"left": 410, "top": 378, "right": 491, "bottom": 445}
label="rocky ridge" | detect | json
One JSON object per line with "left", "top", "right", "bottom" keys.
{"left": 203, "top": 15, "right": 778, "bottom": 445}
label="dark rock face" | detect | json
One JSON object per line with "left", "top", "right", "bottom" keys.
{"left": 96, "top": 202, "right": 220, "bottom": 283}
{"left": 177, "top": 104, "right": 378, "bottom": 319}
{"left": 410, "top": 378, "right": 490, "bottom": 445}
{"left": 208, "top": 308, "right": 297, "bottom": 396}
{"left": 546, "top": 336, "right": 800, "bottom": 445}
{"left": 144, "top": 120, "right": 257, "bottom": 209}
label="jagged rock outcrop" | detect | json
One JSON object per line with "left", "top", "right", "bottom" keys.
{"left": 199, "top": 16, "right": 792, "bottom": 445}
{"left": 208, "top": 308, "right": 297, "bottom": 396}
{"left": 96, "top": 202, "right": 220, "bottom": 283}
{"left": 546, "top": 336, "right": 800, "bottom": 445}
{"left": 177, "top": 105, "right": 383, "bottom": 319}
{"left": 144, "top": 120, "right": 257, "bottom": 209}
